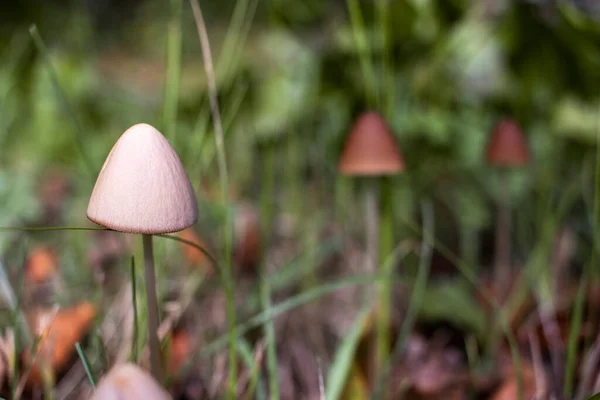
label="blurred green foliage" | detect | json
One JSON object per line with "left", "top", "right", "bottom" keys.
{"left": 0, "top": 0, "right": 599, "bottom": 336}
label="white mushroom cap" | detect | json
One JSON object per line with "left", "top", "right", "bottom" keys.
{"left": 87, "top": 123, "right": 198, "bottom": 234}
{"left": 90, "top": 363, "right": 172, "bottom": 400}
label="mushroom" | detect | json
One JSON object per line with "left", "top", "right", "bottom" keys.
{"left": 90, "top": 363, "right": 173, "bottom": 400}
{"left": 338, "top": 111, "right": 404, "bottom": 375}
{"left": 87, "top": 123, "right": 198, "bottom": 380}
{"left": 485, "top": 118, "right": 529, "bottom": 299}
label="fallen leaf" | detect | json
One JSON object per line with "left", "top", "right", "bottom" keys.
{"left": 166, "top": 328, "right": 194, "bottom": 376}
{"left": 90, "top": 363, "right": 172, "bottom": 400}
{"left": 24, "top": 302, "right": 97, "bottom": 387}
{"left": 490, "top": 362, "right": 537, "bottom": 400}
{"left": 25, "top": 246, "right": 59, "bottom": 285}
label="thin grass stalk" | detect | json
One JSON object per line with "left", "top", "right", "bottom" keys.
{"left": 75, "top": 342, "right": 96, "bottom": 388}
{"left": 565, "top": 270, "right": 587, "bottom": 397}
{"left": 589, "top": 114, "right": 600, "bottom": 358}
{"left": 373, "top": 199, "right": 434, "bottom": 398}
{"left": 188, "top": 1, "right": 237, "bottom": 397}
{"left": 375, "top": 0, "right": 394, "bottom": 114}
{"left": 130, "top": 256, "right": 139, "bottom": 363}
{"left": 260, "top": 143, "right": 279, "bottom": 400}
{"left": 570, "top": 110, "right": 600, "bottom": 397}
{"left": 346, "top": 0, "right": 378, "bottom": 108}
{"left": 163, "top": 0, "right": 182, "bottom": 142}
{"left": 397, "top": 215, "right": 524, "bottom": 400}
{"left": 217, "top": 0, "right": 256, "bottom": 83}
{"left": 28, "top": 25, "right": 95, "bottom": 178}
{"left": 286, "top": 133, "right": 302, "bottom": 219}
{"left": 10, "top": 243, "right": 29, "bottom": 399}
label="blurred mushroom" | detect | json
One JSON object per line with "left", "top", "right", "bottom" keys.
{"left": 485, "top": 118, "right": 529, "bottom": 299}
{"left": 90, "top": 363, "right": 173, "bottom": 400}
{"left": 339, "top": 111, "right": 405, "bottom": 377}
{"left": 24, "top": 246, "right": 58, "bottom": 285}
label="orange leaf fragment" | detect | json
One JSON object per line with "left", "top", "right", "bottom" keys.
{"left": 25, "top": 246, "right": 59, "bottom": 285}
{"left": 24, "top": 302, "right": 97, "bottom": 386}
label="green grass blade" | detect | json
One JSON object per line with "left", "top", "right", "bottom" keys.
{"left": 325, "top": 305, "right": 371, "bottom": 400}
{"left": 373, "top": 199, "right": 434, "bottom": 397}
{"left": 163, "top": 0, "right": 183, "bottom": 142}
{"left": 75, "top": 342, "right": 96, "bottom": 388}
{"left": 236, "top": 338, "right": 265, "bottom": 399}
{"left": 9, "top": 240, "right": 29, "bottom": 398}
{"left": 260, "top": 145, "right": 279, "bottom": 400}
{"left": 130, "top": 256, "right": 139, "bottom": 363}
{"left": 188, "top": 2, "right": 236, "bottom": 396}
{"left": 565, "top": 269, "right": 588, "bottom": 397}
{"left": 397, "top": 215, "right": 524, "bottom": 400}
{"left": 0, "top": 226, "right": 107, "bottom": 232}
{"left": 346, "top": 0, "right": 378, "bottom": 107}
{"left": 28, "top": 25, "right": 96, "bottom": 178}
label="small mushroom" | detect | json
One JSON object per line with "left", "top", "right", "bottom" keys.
{"left": 338, "top": 111, "right": 404, "bottom": 378}
{"left": 90, "top": 363, "right": 173, "bottom": 400}
{"left": 87, "top": 123, "right": 198, "bottom": 380}
{"left": 485, "top": 118, "right": 529, "bottom": 299}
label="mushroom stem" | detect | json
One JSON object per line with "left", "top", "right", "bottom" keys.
{"left": 494, "top": 173, "right": 511, "bottom": 300}
{"left": 142, "top": 234, "right": 162, "bottom": 381}
{"left": 376, "top": 182, "right": 394, "bottom": 375}
{"left": 365, "top": 179, "right": 380, "bottom": 281}
{"left": 364, "top": 179, "right": 380, "bottom": 383}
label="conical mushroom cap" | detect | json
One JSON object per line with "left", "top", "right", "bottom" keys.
{"left": 90, "top": 363, "right": 172, "bottom": 400}
{"left": 87, "top": 123, "right": 198, "bottom": 234}
{"left": 486, "top": 119, "right": 529, "bottom": 167}
{"left": 339, "top": 112, "right": 405, "bottom": 176}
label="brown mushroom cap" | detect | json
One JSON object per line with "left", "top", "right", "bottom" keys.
{"left": 486, "top": 119, "right": 529, "bottom": 167}
{"left": 90, "top": 363, "right": 172, "bottom": 400}
{"left": 338, "top": 112, "right": 405, "bottom": 176}
{"left": 87, "top": 123, "right": 198, "bottom": 234}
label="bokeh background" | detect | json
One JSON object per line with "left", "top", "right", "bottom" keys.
{"left": 1, "top": 0, "right": 600, "bottom": 399}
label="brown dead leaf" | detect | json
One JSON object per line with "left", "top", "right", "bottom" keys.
{"left": 24, "top": 302, "right": 97, "bottom": 387}
{"left": 388, "top": 333, "right": 470, "bottom": 399}
{"left": 25, "top": 246, "right": 59, "bottom": 285}
{"left": 490, "top": 361, "right": 537, "bottom": 400}
{"left": 166, "top": 327, "right": 194, "bottom": 377}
